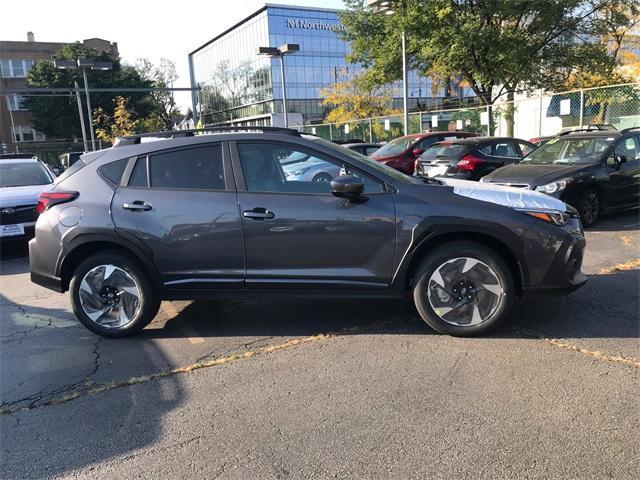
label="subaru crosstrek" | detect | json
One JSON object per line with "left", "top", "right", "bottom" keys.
{"left": 29, "top": 127, "right": 587, "bottom": 338}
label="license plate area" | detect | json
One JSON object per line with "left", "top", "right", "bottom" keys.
{"left": 0, "top": 224, "right": 25, "bottom": 237}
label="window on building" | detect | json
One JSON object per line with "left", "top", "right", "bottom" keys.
{"left": 7, "top": 94, "right": 26, "bottom": 111}
{"left": 0, "top": 59, "right": 34, "bottom": 78}
{"left": 11, "top": 126, "right": 45, "bottom": 143}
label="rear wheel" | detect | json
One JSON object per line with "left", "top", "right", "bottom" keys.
{"left": 412, "top": 242, "right": 514, "bottom": 336}
{"left": 577, "top": 189, "right": 600, "bottom": 227}
{"left": 70, "top": 251, "right": 160, "bottom": 338}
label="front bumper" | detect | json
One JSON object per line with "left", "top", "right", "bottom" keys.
{"left": 519, "top": 226, "right": 587, "bottom": 299}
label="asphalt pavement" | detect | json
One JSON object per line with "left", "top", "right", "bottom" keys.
{"left": 1, "top": 211, "right": 638, "bottom": 479}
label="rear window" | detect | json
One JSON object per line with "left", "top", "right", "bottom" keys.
{"left": 0, "top": 162, "right": 53, "bottom": 187}
{"left": 98, "top": 158, "right": 128, "bottom": 186}
{"left": 420, "top": 143, "right": 468, "bottom": 161}
{"left": 373, "top": 136, "right": 415, "bottom": 156}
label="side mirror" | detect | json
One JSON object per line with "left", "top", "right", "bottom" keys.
{"left": 617, "top": 154, "right": 628, "bottom": 164}
{"left": 412, "top": 148, "right": 424, "bottom": 157}
{"left": 331, "top": 175, "right": 365, "bottom": 201}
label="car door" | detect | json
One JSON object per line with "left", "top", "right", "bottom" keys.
{"left": 111, "top": 143, "right": 244, "bottom": 290}
{"left": 231, "top": 140, "right": 396, "bottom": 290}
{"left": 606, "top": 135, "right": 640, "bottom": 208}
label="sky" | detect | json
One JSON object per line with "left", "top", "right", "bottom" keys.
{"left": 3, "top": 0, "right": 346, "bottom": 110}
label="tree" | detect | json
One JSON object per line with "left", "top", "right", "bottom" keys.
{"left": 94, "top": 96, "right": 138, "bottom": 142}
{"left": 340, "top": 0, "right": 634, "bottom": 135}
{"left": 320, "top": 70, "right": 398, "bottom": 122}
{"left": 25, "top": 43, "right": 153, "bottom": 140}
{"left": 135, "top": 58, "right": 180, "bottom": 130}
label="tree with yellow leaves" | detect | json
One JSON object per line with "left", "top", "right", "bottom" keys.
{"left": 94, "top": 96, "right": 139, "bottom": 143}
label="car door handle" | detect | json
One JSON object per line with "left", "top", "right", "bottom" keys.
{"left": 123, "top": 201, "right": 152, "bottom": 211}
{"left": 243, "top": 208, "right": 275, "bottom": 220}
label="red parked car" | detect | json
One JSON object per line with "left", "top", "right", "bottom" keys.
{"left": 369, "top": 131, "right": 478, "bottom": 175}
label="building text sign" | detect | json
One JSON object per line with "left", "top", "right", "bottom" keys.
{"left": 286, "top": 18, "right": 346, "bottom": 33}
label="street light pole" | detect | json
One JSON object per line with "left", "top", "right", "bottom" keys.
{"left": 401, "top": 29, "right": 409, "bottom": 135}
{"left": 73, "top": 81, "right": 88, "bottom": 151}
{"left": 81, "top": 67, "right": 97, "bottom": 151}
{"left": 278, "top": 54, "right": 288, "bottom": 128}
{"left": 257, "top": 44, "right": 299, "bottom": 128}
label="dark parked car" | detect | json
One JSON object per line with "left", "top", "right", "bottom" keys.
{"left": 343, "top": 142, "right": 382, "bottom": 156}
{"left": 415, "top": 137, "right": 536, "bottom": 181}
{"left": 29, "top": 127, "right": 586, "bottom": 338}
{"left": 482, "top": 127, "right": 640, "bottom": 226}
{"left": 369, "top": 132, "right": 478, "bottom": 175}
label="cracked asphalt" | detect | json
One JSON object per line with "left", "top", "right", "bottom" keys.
{"left": 1, "top": 210, "right": 639, "bottom": 479}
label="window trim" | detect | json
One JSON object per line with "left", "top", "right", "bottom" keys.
{"left": 230, "top": 139, "right": 391, "bottom": 197}
{"left": 121, "top": 143, "right": 230, "bottom": 192}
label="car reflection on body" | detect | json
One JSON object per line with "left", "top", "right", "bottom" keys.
{"left": 281, "top": 151, "right": 341, "bottom": 183}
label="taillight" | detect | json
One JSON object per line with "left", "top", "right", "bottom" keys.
{"left": 457, "top": 154, "right": 485, "bottom": 172}
{"left": 36, "top": 191, "right": 79, "bottom": 213}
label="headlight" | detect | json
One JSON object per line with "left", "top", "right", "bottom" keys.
{"left": 534, "top": 180, "right": 568, "bottom": 194}
{"left": 518, "top": 209, "right": 569, "bottom": 226}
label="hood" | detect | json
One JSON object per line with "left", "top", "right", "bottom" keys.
{"left": 439, "top": 178, "right": 568, "bottom": 212}
{"left": 483, "top": 162, "right": 592, "bottom": 186}
{"left": 0, "top": 184, "right": 52, "bottom": 208}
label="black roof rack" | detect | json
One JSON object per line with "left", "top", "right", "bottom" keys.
{"left": 620, "top": 126, "right": 640, "bottom": 134}
{"left": 559, "top": 124, "right": 618, "bottom": 136}
{"left": 113, "top": 126, "right": 301, "bottom": 147}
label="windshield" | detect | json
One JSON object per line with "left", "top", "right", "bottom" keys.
{"left": 420, "top": 143, "right": 468, "bottom": 161}
{"left": 0, "top": 162, "right": 53, "bottom": 188}
{"left": 309, "top": 137, "right": 423, "bottom": 184}
{"left": 371, "top": 136, "right": 415, "bottom": 157}
{"left": 522, "top": 137, "right": 614, "bottom": 164}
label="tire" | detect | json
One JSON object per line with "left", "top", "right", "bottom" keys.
{"left": 412, "top": 241, "right": 514, "bottom": 336}
{"left": 70, "top": 251, "right": 160, "bottom": 338}
{"left": 577, "top": 189, "right": 600, "bottom": 227}
{"left": 312, "top": 173, "right": 333, "bottom": 183}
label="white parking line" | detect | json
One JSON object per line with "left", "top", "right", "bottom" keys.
{"left": 162, "top": 303, "right": 205, "bottom": 344}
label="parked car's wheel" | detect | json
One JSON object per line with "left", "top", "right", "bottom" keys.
{"left": 70, "top": 251, "right": 160, "bottom": 338}
{"left": 312, "top": 173, "right": 333, "bottom": 183}
{"left": 577, "top": 189, "right": 600, "bottom": 227}
{"left": 412, "top": 241, "right": 514, "bottom": 336}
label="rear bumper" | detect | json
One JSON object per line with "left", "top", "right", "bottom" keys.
{"left": 29, "top": 236, "right": 64, "bottom": 292}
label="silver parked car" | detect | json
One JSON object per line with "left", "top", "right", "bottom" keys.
{"left": 281, "top": 150, "right": 341, "bottom": 183}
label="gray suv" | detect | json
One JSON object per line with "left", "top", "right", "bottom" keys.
{"left": 29, "top": 127, "right": 587, "bottom": 338}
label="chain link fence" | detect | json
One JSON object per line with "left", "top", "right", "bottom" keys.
{"left": 301, "top": 83, "right": 640, "bottom": 142}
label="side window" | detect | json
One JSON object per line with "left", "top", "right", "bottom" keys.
{"left": 416, "top": 137, "right": 437, "bottom": 150}
{"left": 493, "top": 142, "right": 519, "bottom": 158}
{"left": 366, "top": 146, "right": 379, "bottom": 156}
{"left": 128, "top": 157, "right": 148, "bottom": 187}
{"left": 614, "top": 136, "right": 639, "bottom": 162}
{"left": 98, "top": 158, "right": 127, "bottom": 185}
{"left": 148, "top": 145, "right": 224, "bottom": 190}
{"left": 479, "top": 144, "right": 493, "bottom": 155}
{"left": 237, "top": 143, "right": 383, "bottom": 195}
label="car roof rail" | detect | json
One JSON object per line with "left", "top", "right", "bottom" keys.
{"left": 620, "top": 126, "right": 640, "bottom": 134}
{"left": 113, "top": 126, "right": 302, "bottom": 147}
{"left": 558, "top": 125, "right": 618, "bottom": 136}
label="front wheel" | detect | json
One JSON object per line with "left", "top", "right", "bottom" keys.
{"left": 577, "top": 189, "right": 600, "bottom": 227}
{"left": 69, "top": 251, "right": 160, "bottom": 338}
{"left": 412, "top": 242, "right": 514, "bottom": 336}
{"left": 312, "top": 173, "right": 333, "bottom": 183}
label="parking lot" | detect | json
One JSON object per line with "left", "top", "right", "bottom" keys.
{"left": 1, "top": 211, "right": 638, "bottom": 479}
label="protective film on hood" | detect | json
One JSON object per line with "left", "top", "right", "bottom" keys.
{"left": 440, "top": 178, "right": 568, "bottom": 212}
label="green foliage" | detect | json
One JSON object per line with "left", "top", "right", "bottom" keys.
{"left": 135, "top": 58, "right": 180, "bottom": 130}
{"left": 340, "top": 0, "right": 634, "bottom": 108}
{"left": 25, "top": 43, "right": 154, "bottom": 140}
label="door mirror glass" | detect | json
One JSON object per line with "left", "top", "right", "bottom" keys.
{"left": 331, "top": 175, "right": 365, "bottom": 200}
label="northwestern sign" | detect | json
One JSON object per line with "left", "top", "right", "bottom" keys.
{"left": 286, "top": 18, "right": 346, "bottom": 33}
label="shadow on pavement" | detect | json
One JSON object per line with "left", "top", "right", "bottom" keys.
{"left": 587, "top": 209, "right": 639, "bottom": 232}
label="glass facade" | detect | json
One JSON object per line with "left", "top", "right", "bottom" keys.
{"left": 189, "top": 5, "right": 474, "bottom": 126}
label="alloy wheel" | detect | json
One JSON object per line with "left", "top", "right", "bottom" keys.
{"left": 427, "top": 257, "right": 503, "bottom": 326}
{"left": 78, "top": 264, "right": 141, "bottom": 328}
